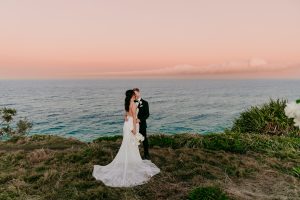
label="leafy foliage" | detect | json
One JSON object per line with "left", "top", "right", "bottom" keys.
{"left": 231, "top": 99, "right": 299, "bottom": 136}
{"left": 0, "top": 107, "right": 33, "bottom": 138}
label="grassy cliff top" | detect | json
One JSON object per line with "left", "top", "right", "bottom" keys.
{"left": 0, "top": 132, "right": 299, "bottom": 200}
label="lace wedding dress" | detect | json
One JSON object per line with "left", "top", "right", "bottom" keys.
{"left": 92, "top": 116, "right": 160, "bottom": 187}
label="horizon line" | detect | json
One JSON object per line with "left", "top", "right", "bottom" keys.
{"left": 1, "top": 77, "right": 300, "bottom": 81}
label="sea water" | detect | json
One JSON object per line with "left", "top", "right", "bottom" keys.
{"left": 0, "top": 79, "right": 299, "bottom": 141}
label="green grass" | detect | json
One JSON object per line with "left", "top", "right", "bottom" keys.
{"left": 0, "top": 132, "right": 299, "bottom": 200}
{"left": 148, "top": 132, "right": 300, "bottom": 159}
{"left": 92, "top": 135, "right": 123, "bottom": 143}
{"left": 292, "top": 167, "right": 300, "bottom": 178}
{"left": 188, "top": 186, "right": 230, "bottom": 200}
{"left": 231, "top": 99, "right": 299, "bottom": 136}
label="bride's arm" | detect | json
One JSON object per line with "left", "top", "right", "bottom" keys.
{"left": 124, "top": 111, "right": 128, "bottom": 121}
{"left": 131, "top": 103, "right": 137, "bottom": 135}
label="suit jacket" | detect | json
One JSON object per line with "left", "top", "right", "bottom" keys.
{"left": 137, "top": 98, "right": 149, "bottom": 129}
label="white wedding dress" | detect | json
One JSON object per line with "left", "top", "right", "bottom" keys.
{"left": 285, "top": 101, "right": 300, "bottom": 127}
{"left": 92, "top": 116, "right": 160, "bottom": 187}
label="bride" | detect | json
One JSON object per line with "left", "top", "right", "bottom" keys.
{"left": 92, "top": 89, "right": 160, "bottom": 187}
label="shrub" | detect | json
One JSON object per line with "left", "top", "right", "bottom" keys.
{"left": 0, "top": 107, "right": 33, "bottom": 138}
{"left": 188, "top": 186, "right": 230, "bottom": 200}
{"left": 16, "top": 118, "right": 33, "bottom": 135}
{"left": 231, "top": 99, "right": 299, "bottom": 136}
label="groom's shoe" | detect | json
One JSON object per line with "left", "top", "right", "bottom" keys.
{"left": 144, "top": 155, "right": 150, "bottom": 160}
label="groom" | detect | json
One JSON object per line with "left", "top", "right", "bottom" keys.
{"left": 133, "top": 88, "right": 150, "bottom": 159}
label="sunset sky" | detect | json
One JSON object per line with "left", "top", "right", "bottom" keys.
{"left": 0, "top": 0, "right": 299, "bottom": 79}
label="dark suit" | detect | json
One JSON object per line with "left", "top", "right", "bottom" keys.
{"left": 137, "top": 98, "right": 150, "bottom": 158}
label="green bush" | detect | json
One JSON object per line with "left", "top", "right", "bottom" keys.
{"left": 0, "top": 107, "right": 33, "bottom": 138}
{"left": 188, "top": 186, "right": 230, "bottom": 200}
{"left": 231, "top": 99, "right": 299, "bottom": 136}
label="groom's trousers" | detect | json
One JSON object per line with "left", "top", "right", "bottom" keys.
{"left": 139, "top": 125, "right": 149, "bottom": 157}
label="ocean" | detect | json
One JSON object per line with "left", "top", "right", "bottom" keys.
{"left": 0, "top": 79, "right": 299, "bottom": 141}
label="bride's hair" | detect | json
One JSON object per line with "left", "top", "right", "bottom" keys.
{"left": 125, "top": 89, "right": 135, "bottom": 112}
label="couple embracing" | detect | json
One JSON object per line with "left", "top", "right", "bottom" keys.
{"left": 92, "top": 88, "right": 160, "bottom": 187}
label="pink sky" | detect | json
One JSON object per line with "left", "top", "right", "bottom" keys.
{"left": 0, "top": 0, "right": 299, "bottom": 79}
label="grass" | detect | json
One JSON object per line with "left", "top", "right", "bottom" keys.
{"left": 188, "top": 186, "right": 230, "bottom": 200}
{"left": 292, "top": 167, "right": 300, "bottom": 178}
{"left": 146, "top": 132, "right": 300, "bottom": 159}
{"left": 231, "top": 99, "right": 299, "bottom": 136}
{"left": 0, "top": 132, "right": 299, "bottom": 200}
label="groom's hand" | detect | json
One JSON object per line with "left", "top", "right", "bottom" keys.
{"left": 124, "top": 114, "right": 128, "bottom": 121}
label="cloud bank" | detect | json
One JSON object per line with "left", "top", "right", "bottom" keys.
{"left": 92, "top": 58, "right": 299, "bottom": 77}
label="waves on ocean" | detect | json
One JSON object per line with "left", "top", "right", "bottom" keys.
{"left": 0, "top": 79, "right": 299, "bottom": 141}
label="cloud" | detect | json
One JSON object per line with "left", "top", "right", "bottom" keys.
{"left": 91, "top": 58, "right": 299, "bottom": 77}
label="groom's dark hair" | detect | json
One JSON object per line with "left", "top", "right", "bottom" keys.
{"left": 133, "top": 88, "right": 140, "bottom": 92}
